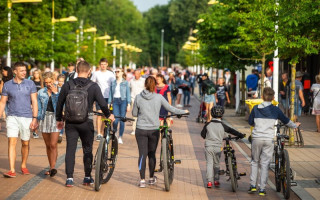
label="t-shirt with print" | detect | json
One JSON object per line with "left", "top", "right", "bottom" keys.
{"left": 2, "top": 79, "right": 37, "bottom": 118}
{"left": 91, "top": 70, "right": 115, "bottom": 98}
{"left": 215, "top": 85, "right": 228, "bottom": 99}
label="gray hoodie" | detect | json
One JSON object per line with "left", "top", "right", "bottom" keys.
{"left": 132, "top": 89, "right": 187, "bottom": 130}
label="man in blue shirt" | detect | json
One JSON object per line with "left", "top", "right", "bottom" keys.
{"left": 290, "top": 71, "right": 306, "bottom": 121}
{"left": 246, "top": 69, "right": 259, "bottom": 97}
{"left": 0, "top": 62, "right": 38, "bottom": 178}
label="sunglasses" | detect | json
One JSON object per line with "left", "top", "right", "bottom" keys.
{"left": 115, "top": 71, "right": 120, "bottom": 73}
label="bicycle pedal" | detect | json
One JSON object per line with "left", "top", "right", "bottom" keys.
{"left": 219, "top": 170, "right": 225, "bottom": 175}
{"left": 291, "top": 181, "right": 297, "bottom": 186}
{"left": 108, "top": 164, "right": 115, "bottom": 168}
{"left": 174, "top": 160, "right": 181, "bottom": 164}
{"left": 239, "top": 172, "right": 246, "bottom": 176}
{"left": 154, "top": 169, "right": 162, "bottom": 172}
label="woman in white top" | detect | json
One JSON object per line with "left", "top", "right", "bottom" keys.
{"left": 311, "top": 74, "right": 320, "bottom": 132}
{"left": 109, "top": 68, "right": 131, "bottom": 144}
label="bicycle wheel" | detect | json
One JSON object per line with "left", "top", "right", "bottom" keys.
{"left": 281, "top": 149, "right": 291, "bottom": 199}
{"left": 274, "top": 152, "right": 281, "bottom": 192}
{"left": 296, "top": 127, "right": 304, "bottom": 147}
{"left": 102, "top": 135, "right": 118, "bottom": 184}
{"left": 228, "top": 155, "right": 237, "bottom": 192}
{"left": 168, "top": 139, "right": 174, "bottom": 185}
{"left": 162, "top": 138, "right": 170, "bottom": 191}
{"left": 95, "top": 138, "right": 106, "bottom": 191}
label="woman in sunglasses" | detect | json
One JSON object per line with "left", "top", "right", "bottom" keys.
{"left": 109, "top": 68, "right": 131, "bottom": 144}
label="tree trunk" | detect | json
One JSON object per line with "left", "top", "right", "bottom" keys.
{"left": 260, "top": 54, "right": 266, "bottom": 97}
{"left": 241, "top": 69, "right": 246, "bottom": 102}
{"left": 289, "top": 63, "right": 296, "bottom": 146}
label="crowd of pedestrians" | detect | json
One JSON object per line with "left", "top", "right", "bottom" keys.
{"left": 0, "top": 58, "right": 199, "bottom": 187}
{"left": 0, "top": 58, "right": 316, "bottom": 197}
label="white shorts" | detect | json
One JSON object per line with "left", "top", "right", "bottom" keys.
{"left": 6, "top": 116, "right": 32, "bottom": 141}
{"left": 178, "top": 88, "right": 183, "bottom": 94}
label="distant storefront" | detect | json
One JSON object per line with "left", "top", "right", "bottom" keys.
{"left": 280, "top": 54, "right": 320, "bottom": 84}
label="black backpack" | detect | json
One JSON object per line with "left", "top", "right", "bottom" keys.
{"left": 65, "top": 80, "right": 94, "bottom": 123}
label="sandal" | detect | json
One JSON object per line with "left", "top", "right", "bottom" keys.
{"left": 44, "top": 170, "right": 50, "bottom": 175}
{"left": 50, "top": 169, "right": 57, "bottom": 177}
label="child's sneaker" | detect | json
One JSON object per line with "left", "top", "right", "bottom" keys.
{"left": 65, "top": 178, "right": 74, "bottom": 187}
{"left": 248, "top": 185, "right": 257, "bottom": 193}
{"left": 148, "top": 176, "right": 157, "bottom": 185}
{"left": 139, "top": 180, "right": 146, "bottom": 188}
{"left": 83, "top": 177, "right": 94, "bottom": 185}
{"left": 214, "top": 181, "right": 220, "bottom": 187}
{"left": 258, "top": 189, "right": 266, "bottom": 196}
{"left": 207, "top": 182, "right": 212, "bottom": 188}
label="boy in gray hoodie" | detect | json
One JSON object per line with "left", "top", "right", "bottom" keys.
{"left": 201, "top": 105, "right": 245, "bottom": 188}
{"left": 248, "top": 87, "right": 300, "bottom": 196}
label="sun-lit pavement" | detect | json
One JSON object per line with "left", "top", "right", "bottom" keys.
{"left": 0, "top": 94, "right": 304, "bottom": 200}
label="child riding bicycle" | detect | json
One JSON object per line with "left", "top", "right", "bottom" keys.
{"left": 248, "top": 87, "right": 300, "bottom": 196}
{"left": 201, "top": 105, "right": 245, "bottom": 188}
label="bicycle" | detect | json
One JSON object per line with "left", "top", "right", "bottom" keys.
{"left": 93, "top": 111, "right": 134, "bottom": 191}
{"left": 219, "top": 135, "right": 246, "bottom": 192}
{"left": 274, "top": 123, "right": 297, "bottom": 199}
{"left": 155, "top": 113, "right": 189, "bottom": 191}
{"left": 281, "top": 123, "right": 304, "bottom": 147}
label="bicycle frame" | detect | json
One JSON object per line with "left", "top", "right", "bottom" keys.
{"left": 223, "top": 139, "right": 236, "bottom": 174}
{"left": 159, "top": 118, "right": 174, "bottom": 172}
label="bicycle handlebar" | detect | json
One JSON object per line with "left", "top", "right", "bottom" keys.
{"left": 277, "top": 134, "right": 289, "bottom": 140}
{"left": 93, "top": 111, "right": 134, "bottom": 122}
{"left": 159, "top": 113, "right": 189, "bottom": 119}
{"left": 223, "top": 134, "right": 245, "bottom": 141}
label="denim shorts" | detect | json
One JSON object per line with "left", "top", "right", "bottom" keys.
{"left": 204, "top": 94, "right": 215, "bottom": 103}
{"left": 294, "top": 101, "right": 302, "bottom": 116}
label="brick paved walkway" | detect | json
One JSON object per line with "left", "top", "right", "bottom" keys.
{"left": 0, "top": 95, "right": 300, "bottom": 200}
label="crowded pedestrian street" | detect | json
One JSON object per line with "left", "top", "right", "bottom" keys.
{"left": 1, "top": 92, "right": 318, "bottom": 199}
{"left": 1, "top": 0, "right": 320, "bottom": 199}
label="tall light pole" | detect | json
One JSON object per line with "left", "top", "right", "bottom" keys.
{"left": 51, "top": 0, "right": 77, "bottom": 71}
{"left": 273, "top": 1, "right": 279, "bottom": 102}
{"left": 83, "top": 27, "right": 97, "bottom": 66}
{"left": 160, "top": 29, "right": 164, "bottom": 67}
{"left": 108, "top": 39, "right": 119, "bottom": 69}
{"left": 96, "top": 33, "right": 111, "bottom": 55}
{"left": 6, "top": 0, "right": 42, "bottom": 67}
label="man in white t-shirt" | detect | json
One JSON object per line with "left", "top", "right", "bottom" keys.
{"left": 91, "top": 58, "right": 115, "bottom": 141}
{"left": 130, "top": 69, "right": 145, "bottom": 135}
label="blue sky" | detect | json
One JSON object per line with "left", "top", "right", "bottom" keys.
{"left": 131, "top": 0, "right": 169, "bottom": 12}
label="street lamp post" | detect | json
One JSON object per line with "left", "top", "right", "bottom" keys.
{"left": 161, "top": 29, "right": 164, "bottom": 67}
{"left": 6, "top": 0, "right": 42, "bottom": 67}
{"left": 96, "top": 34, "right": 111, "bottom": 56}
{"left": 51, "top": 0, "right": 77, "bottom": 72}
{"left": 83, "top": 27, "right": 97, "bottom": 67}
{"left": 107, "top": 39, "right": 119, "bottom": 70}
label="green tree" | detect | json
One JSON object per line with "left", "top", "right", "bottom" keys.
{"left": 196, "top": 1, "right": 251, "bottom": 71}
{"left": 277, "top": 0, "right": 320, "bottom": 144}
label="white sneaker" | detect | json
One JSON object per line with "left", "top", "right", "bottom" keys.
{"left": 118, "top": 137, "right": 123, "bottom": 144}
{"left": 177, "top": 104, "right": 183, "bottom": 108}
{"left": 131, "top": 131, "right": 135, "bottom": 135}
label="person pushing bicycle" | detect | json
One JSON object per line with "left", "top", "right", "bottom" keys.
{"left": 201, "top": 105, "right": 245, "bottom": 188}
{"left": 248, "top": 87, "right": 300, "bottom": 196}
